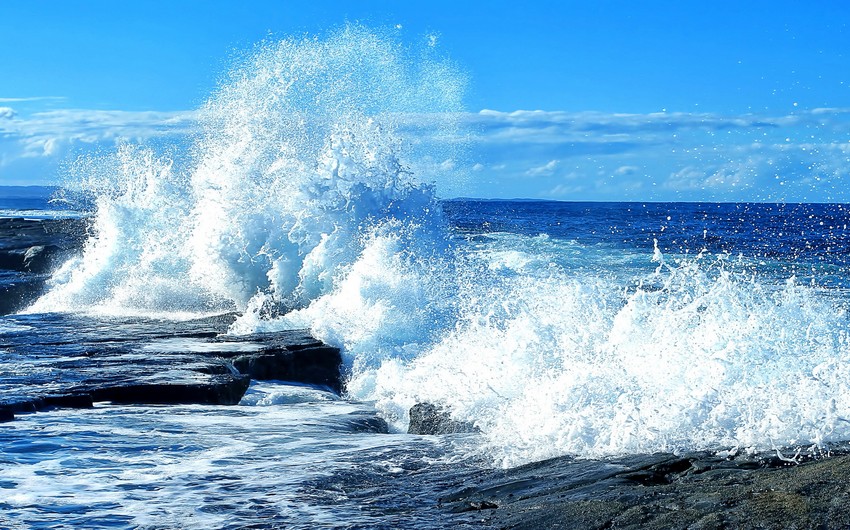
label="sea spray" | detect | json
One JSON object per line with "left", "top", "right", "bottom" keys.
{"left": 30, "top": 25, "right": 465, "bottom": 318}
{"left": 343, "top": 241, "right": 850, "bottom": 466}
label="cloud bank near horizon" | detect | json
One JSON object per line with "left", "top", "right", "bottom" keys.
{"left": 461, "top": 108, "right": 850, "bottom": 202}
{"left": 1, "top": 103, "right": 848, "bottom": 202}
{"left": 0, "top": 107, "right": 197, "bottom": 186}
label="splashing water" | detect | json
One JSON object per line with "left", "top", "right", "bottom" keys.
{"left": 31, "top": 25, "right": 463, "bottom": 318}
{"left": 29, "top": 26, "right": 850, "bottom": 467}
{"left": 367, "top": 247, "right": 850, "bottom": 466}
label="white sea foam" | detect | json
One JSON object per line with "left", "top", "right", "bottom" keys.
{"left": 0, "top": 401, "right": 461, "bottom": 529}
{"left": 0, "top": 322, "right": 34, "bottom": 334}
{"left": 27, "top": 25, "right": 850, "bottom": 466}
{"left": 0, "top": 209, "right": 83, "bottom": 219}
{"left": 348, "top": 245, "right": 850, "bottom": 466}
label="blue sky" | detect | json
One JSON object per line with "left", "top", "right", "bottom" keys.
{"left": 2, "top": 1, "right": 850, "bottom": 201}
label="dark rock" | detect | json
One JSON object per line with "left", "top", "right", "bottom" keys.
{"left": 89, "top": 375, "right": 251, "bottom": 406}
{"left": 441, "top": 449, "right": 850, "bottom": 529}
{"left": 0, "top": 398, "right": 45, "bottom": 413}
{"left": 339, "top": 413, "right": 390, "bottom": 434}
{"left": 0, "top": 245, "right": 66, "bottom": 273}
{"left": 454, "top": 500, "right": 499, "bottom": 513}
{"left": 0, "top": 250, "right": 26, "bottom": 271}
{"left": 0, "top": 408, "right": 13, "bottom": 422}
{"left": 22, "top": 244, "right": 64, "bottom": 273}
{"left": 191, "top": 363, "right": 235, "bottom": 375}
{"left": 618, "top": 457, "right": 695, "bottom": 486}
{"left": 408, "top": 402, "right": 479, "bottom": 435}
{"left": 0, "top": 310, "right": 339, "bottom": 419}
{"left": 231, "top": 345, "right": 343, "bottom": 394}
{"left": 0, "top": 278, "right": 46, "bottom": 315}
{"left": 43, "top": 393, "right": 94, "bottom": 409}
{"left": 0, "top": 217, "right": 88, "bottom": 252}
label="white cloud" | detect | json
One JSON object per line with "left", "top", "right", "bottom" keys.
{"left": 475, "top": 108, "right": 792, "bottom": 131}
{"left": 0, "top": 107, "right": 197, "bottom": 185}
{"left": 0, "top": 96, "right": 65, "bottom": 103}
{"left": 657, "top": 141, "right": 850, "bottom": 201}
{"left": 0, "top": 109, "right": 196, "bottom": 158}
{"left": 455, "top": 107, "right": 850, "bottom": 201}
{"left": 525, "top": 159, "right": 560, "bottom": 177}
{"left": 438, "top": 159, "right": 456, "bottom": 171}
{"left": 3, "top": 103, "right": 849, "bottom": 200}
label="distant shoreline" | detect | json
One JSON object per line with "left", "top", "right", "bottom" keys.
{"left": 3, "top": 186, "right": 850, "bottom": 206}
{"left": 0, "top": 185, "right": 58, "bottom": 198}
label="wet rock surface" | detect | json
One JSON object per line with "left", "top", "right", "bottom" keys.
{"left": 0, "top": 217, "right": 88, "bottom": 314}
{"left": 230, "top": 344, "right": 343, "bottom": 394}
{"left": 0, "top": 219, "right": 344, "bottom": 420}
{"left": 0, "top": 313, "right": 343, "bottom": 420}
{"left": 442, "top": 448, "right": 850, "bottom": 529}
{"left": 408, "top": 402, "right": 480, "bottom": 435}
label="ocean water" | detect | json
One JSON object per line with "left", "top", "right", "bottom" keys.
{"left": 4, "top": 25, "right": 850, "bottom": 528}
{"left": 0, "top": 188, "right": 82, "bottom": 220}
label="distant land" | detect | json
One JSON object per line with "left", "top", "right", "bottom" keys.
{"left": 0, "top": 186, "right": 57, "bottom": 198}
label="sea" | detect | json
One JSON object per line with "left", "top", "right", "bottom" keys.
{"left": 3, "top": 26, "right": 850, "bottom": 529}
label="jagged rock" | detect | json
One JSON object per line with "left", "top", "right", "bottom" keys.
{"left": 408, "top": 403, "right": 479, "bottom": 435}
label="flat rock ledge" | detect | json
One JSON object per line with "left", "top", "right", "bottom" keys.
{"left": 442, "top": 447, "right": 850, "bottom": 529}
{"left": 0, "top": 218, "right": 344, "bottom": 421}
{"left": 0, "top": 314, "right": 342, "bottom": 422}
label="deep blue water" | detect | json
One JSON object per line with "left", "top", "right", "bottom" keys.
{"left": 445, "top": 200, "right": 850, "bottom": 264}
{"left": 0, "top": 186, "right": 83, "bottom": 219}
{"left": 444, "top": 200, "right": 850, "bottom": 288}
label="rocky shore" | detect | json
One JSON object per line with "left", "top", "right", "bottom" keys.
{"left": 6, "top": 216, "right": 850, "bottom": 529}
{"left": 0, "top": 216, "right": 345, "bottom": 419}
{"left": 403, "top": 401, "right": 850, "bottom": 529}
{"left": 0, "top": 313, "right": 344, "bottom": 421}
{"left": 441, "top": 447, "right": 850, "bottom": 529}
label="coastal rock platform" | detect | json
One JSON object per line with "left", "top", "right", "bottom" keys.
{"left": 442, "top": 447, "right": 850, "bottom": 529}
{"left": 0, "top": 217, "right": 344, "bottom": 420}
{"left": 0, "top": 312, "right": 343, "bottom": 422}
